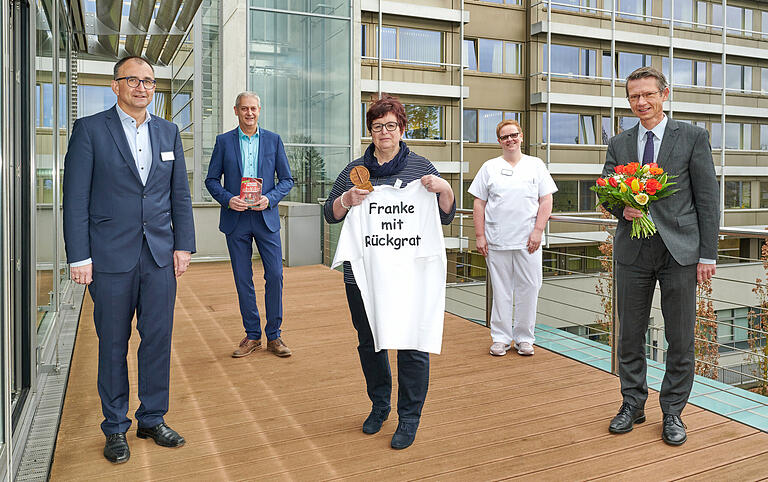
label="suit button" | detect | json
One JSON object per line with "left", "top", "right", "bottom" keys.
{"left": 143, "top": 194, "right": 147, "bottom": 198}
{"left": 143, "top": 222, "right": 147, "bottom": 225}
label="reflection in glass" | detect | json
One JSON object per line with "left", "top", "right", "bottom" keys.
{"left": 36, "top": 0, "right": 54, "bottom": 329}
{"left": 618, "top": 0, "right": 651, "bottom": 21}
{"left": 725, "top": 181, "right": 751, "bottom": 209}
{"left": 376, "top": 26, "right": 396, "bottom": 60}
{"left": 248, "top": 7, "right": 351, "bottom": 203}
{"left": 404, "top": 105, "right": 442, "bottom": 140}
{"left": 761, "top": 182, "right": 768, "bottom": 208}
{"left": 579, "top": 180, "right": 596, "bottom": 211}
{"left": 543, "top": 45, "right": 578, "bottom": 76}
{"left": 761, "top": 125, "right": 768, "bottom": 151}
{"left": 601, "top": 116, "right": 612, "bottom": 144}
{"left": 553, "top": 180, "right": 577, "bottom": 212}
{"left": 618, "top": 116, "right": 639, "bottom": 133}
{"left": 711, "top": 62, "right": 722, "bottom": 88}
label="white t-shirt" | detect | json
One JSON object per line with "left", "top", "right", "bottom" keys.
{"left": 331, "top": 181, "right": 447, "bottom": 354}
{"left": 468, "top": 155, "right": 558, "bottom": 250}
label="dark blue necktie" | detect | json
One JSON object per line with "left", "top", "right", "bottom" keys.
{"left": 642, "top": 131, "right": 654, "bottom": 165}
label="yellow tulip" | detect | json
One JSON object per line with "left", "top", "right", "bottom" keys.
{"left": 620, "top": 183, "right": 627, "bottom": 193}
{"left": 634, "top": 193, "right": 649, "bottom": 205}
{"left": 631, "top": 179, "right": 640, "bottom": 192}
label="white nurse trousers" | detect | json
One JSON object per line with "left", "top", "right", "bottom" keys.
{"left": 486, "top": 248, "right": 543, "bottom": 345}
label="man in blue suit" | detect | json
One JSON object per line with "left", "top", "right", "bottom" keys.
{"left": 205, "top": 92, "right": 294, "bottom": 358}
{"left": 63, "top": 56, "right": 196, "bottom": 464}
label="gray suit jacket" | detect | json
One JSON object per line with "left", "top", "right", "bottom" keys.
{"left": 601, "top": 117, "right": 719, "bottom": 266}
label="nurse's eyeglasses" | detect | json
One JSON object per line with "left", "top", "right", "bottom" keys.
{"left": 498, "top": 132, "right": 521, "bottom": 141}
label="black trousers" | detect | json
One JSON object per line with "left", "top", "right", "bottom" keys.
{"left": 345, "top": 283, "right": 429, "bottom": 422}
{"left": 616, "top": 233, "right": 697, "bottom": 416}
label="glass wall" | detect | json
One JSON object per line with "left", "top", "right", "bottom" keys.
{"left": 248, "top": 1, "right": 352, "bottom": 205}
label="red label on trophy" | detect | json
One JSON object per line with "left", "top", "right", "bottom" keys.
{"left": 240, "top": 177, "right": 263, "bottom": 206}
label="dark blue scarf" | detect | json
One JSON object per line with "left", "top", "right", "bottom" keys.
{"left": 363, "top": 141, "right": 410, "bottom": 178}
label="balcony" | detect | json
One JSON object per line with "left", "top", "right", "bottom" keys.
{"left": 50, "top": 215, "right": 768, "bottom": 478}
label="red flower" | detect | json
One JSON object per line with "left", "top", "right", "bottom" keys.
{"left": 596, "top": 178, "right": 607, "bottom": 186}
{"left": 624, "top": 162, "right": 639, "bottom": 175}
{"left": 647, "top": 162, "right": 658, "bottom": 169}
{"left": 614, "top": 165, "right": 624, "bottom": 174}
{"left": 608, "top": 177, "right": 618, "bottom": 188}
{"left": 625, "top": 176, "right": 636, "bottom": 186}
{"left": 645, "top": 178, "right": 662, "bottom": 195}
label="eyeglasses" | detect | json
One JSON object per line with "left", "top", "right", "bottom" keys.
{"left": 370, "top": 122, "right": 399, "bottom": 133}
{"left": 114, "top": 76, "right": 157, "bottom": 89}
{"left": 498, "top": 132, "right": 521, "bottom": 141}
{"left": 627, "top": 90, "right": 661, "bottom": 103}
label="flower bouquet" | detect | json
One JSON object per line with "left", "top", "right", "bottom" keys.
{"left": 591, "top": 162, "right": 678, "bottom": 238}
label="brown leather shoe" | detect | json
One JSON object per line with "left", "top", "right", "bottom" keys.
{"left": 267, "top": 338, "right": 292, "bottom": 357}
{"left": 232, "top": 337, "right": 261, "bottom": 357}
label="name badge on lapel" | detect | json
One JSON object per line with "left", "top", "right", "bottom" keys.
{"left": 161, "top": 151, "right": 175, "bottom": 161}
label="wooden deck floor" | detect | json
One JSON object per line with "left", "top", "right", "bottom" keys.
{"left": 50, "top": 262, "right": 768, "bottom": 481}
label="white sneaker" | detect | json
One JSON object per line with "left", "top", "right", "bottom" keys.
{"left": 489, "top": 342, "right": 510, "bottom": 356}
{"left": 514, "top": 342, "right": 534, "bottom": 356}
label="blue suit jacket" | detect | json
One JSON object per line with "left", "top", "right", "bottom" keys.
{"left": 63, "top": 105, "right": 196, "bottom": 273}
{"left": 205, "top": 127, "right": 294, "bottom": 234}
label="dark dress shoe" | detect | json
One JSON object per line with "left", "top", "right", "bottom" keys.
{"left": 104, "top": 432, "right": 130, "bottom": 464}
{"left": 390, "top": 420, "right": 419, "bottom": 449}
{"left": 609, "top": 402, "right": 646, "bottom": 434}
{"left": 362, "top": 407, "right": 390, "bottom": 434}
{"left": 662, "top": 414, "right": 687, "bottom": 445}
{"left": 137, "top": 423, "right": 186, "bottom": 447}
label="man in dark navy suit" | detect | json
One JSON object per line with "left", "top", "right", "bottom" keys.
{"left": 205, "top": 92, "right": 294, "bottom": 358}
{"left": 63, "top": 56, "right": 196, "bottom": 464}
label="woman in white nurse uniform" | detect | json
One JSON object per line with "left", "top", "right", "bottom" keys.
{"left": 468, "top": 119, "right": 557, "bottom": 356}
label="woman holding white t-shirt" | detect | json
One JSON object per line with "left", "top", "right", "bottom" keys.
{"left": 468, "top": 119, "right": 557, "bottom": 357}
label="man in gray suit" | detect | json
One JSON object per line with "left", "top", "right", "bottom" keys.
{"left": 601, "top": 67, "right": 719, "bottom": 446}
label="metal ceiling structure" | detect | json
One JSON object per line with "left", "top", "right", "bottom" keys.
{"left": 52, "top": 0, "right": 204, "bottom": 66}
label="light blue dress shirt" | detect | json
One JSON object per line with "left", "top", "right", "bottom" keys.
{"left": 71, "top": 104, "right": 153, "bottom": 268}
{"left": 116, "top": 103, "right": 152, "bottom": 185}
{"left": 238, "top": 126, "right": 259, "bottom": 178}
{"left": 636, "top": 115, "right": 714, "bottom": 265}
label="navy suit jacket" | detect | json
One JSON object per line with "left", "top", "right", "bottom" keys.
{"left": 205, "top": 127, "right": 294, "bottom": 234}
{"left": 63, "top": 105, "right": 196, "bottom": 273}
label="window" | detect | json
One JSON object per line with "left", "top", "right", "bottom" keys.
{"left": 601, "top": 116, "right": 612, "bottom": 144}
{"left": 543, "top": 44, "right": 596, "bottom": 78}
{"left": 463, "top": 39, "right": 477, "bottom": 70}
{"left": 726, "top": 5, "right": 753, "bottom": 36}
{"left": 618, "top": 52, "right": 651, "bottom": 79}
{"left": 551, "top": 0, "right": 598, "bottom": 13}
{"left": 361, "top": 24, "right": 366, "bottom": 56}
{"left": 661, "top": 57, "right": 694, "bottom": 87}
{"left": 478, "top": 38, "right": 502, "bottom": 73}
{"left": 761, "top": 68, "right": 768, "bottom": 93}
{"left": 542, "top": 113, "right": 596, "bottom": 144}
{"left": 618, "top": 0, "right": 652, "bottom": 21}
{"left": 404, "top": 105, "right": 442, "bottom": 140}
{"left": 716, "top": 308, "right": 751, "bottom": 349}
{"left": 467, "top": 110, "right": 520, "bottom": 143}
{"left": 761, "top": 125, "right": 768, "bottom": 151}
{"left": 36, "top": 83, "right": 67, "bottom": 128}
{"left": 617, "top": 116, "right": 639, "bottom": 134}
{"left": 78, "top": 85, "right": 118, "bottom": 118}
{"left": 663, "top": 0, "right": 694, "bottom": 27}
{"left": 478, "top": 0, "right": 522, "bottom": 4}
{"left": 361, "top": 103, "right": 443, "bottom": 139}
{"left": 463, "top": 109, "right": 477, "bottom": 143}
{"left": 711, "top": 62, "right": 722, "bottom": 88}
{"left": 602, "top": 52, "right": 613, "bottom": 80}
{"left": 725, "top": 180, "right": 751, "bottom": 208}
{"left": 552, "top": 180, "right": 597, "bottom": 212}
{"left": 471, "top": 39, "right": 522, "bottom": 74}
{"left": 726, "top": 64, "right": 752, "bottom": 93}
{"left": 172, "top": 93, "right": 191, "bottom": 131}
{"left": 761, "top": 181, "right": 768, "bottom": 208}
{"left": 374, "top": 26, "right": 441, "bottom": 65}
{"left": 712, "top": 122, "right": 751, "bottom": 150}
{"left": 763, "top": 11, "right": 768, "bottom": 39}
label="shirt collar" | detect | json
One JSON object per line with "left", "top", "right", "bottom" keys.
{"left": 238, "top": 126, "right": 259, "bottom": 139}
{"left": 115, "top": 103, "right": 151, "bottom": 127}
{"left": 638, "top": 114, "right": 667, "bottom": 141}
